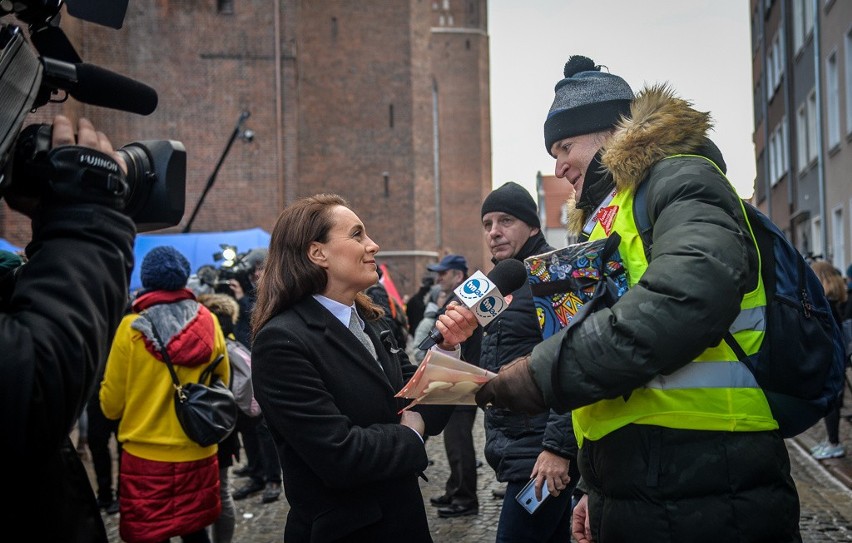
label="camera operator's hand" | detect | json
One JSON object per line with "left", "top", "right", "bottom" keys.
{"left": 229, "top": 278, "right": 245, "bottom": 300}
{"left": 53, "top": 115, "right": 127, "bottom": 173}
{"left": 6, "top": 115, "right": 128, "bottom": 218}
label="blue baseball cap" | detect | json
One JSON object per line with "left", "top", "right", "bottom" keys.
{"left": 427, "top": 254, "right": 468, "bottom": 274}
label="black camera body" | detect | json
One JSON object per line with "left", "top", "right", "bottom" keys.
{"left": 0, "top": 1, "right": 185, "bottom": 232}
{"left": 216, "top": 255, "right": 255, "bottom": 295}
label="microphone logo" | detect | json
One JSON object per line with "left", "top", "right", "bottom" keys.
{"left": 477, "top": 295, "right": 506, "bottom": 318}
{"left": 459, "top": 278, "right": 491, "bottom": 301}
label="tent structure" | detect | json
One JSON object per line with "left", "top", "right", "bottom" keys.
{"left": 0, "top": 239, "right": 22, "bottom": 254}
{"left": 131, "top": 227, "right": 271, "bottom": 293}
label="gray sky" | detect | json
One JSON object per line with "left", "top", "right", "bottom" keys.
{"left": 488, "top": 0, "right": 756, "bottom": 199}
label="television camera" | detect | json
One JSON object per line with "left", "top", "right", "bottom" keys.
{"left": 0, "top": 0, "right": 185, "bottom": 231}
{"left": 196, "top": 245, "right": 266, "bottom": 296}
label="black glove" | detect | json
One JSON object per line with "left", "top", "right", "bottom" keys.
{"left": 475, "top": 355, "right": 549, "bottom": 414}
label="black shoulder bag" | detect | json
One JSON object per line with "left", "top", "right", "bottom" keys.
{"left": 145, "top": 317, "right": 238, "bottom": 447}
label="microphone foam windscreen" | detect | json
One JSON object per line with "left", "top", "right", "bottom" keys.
{"left": 487, "top": 259, "right": 528, "bottom": 296}
{"left": 72, "top": 63, "right": 158, "bottom": 115}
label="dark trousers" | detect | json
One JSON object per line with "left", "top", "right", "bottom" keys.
{"left": 496, "top": 479, "right": 573, "bottom": 543}
{"left": 442, "top": 405, "right": 478, "bottom": 506}
{"left": 238, "top": 412, "right": 282, "bottom": 484}
{"left": 86, "top": 399, "right": 120, "bottom": 501}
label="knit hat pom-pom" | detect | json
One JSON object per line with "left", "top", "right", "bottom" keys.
{"left": 563, "top": 55, "right": 597, "bottom": 77}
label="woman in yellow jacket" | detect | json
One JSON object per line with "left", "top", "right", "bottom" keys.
{"left": 101, "top": 245, "right": 230, "bottom": 543}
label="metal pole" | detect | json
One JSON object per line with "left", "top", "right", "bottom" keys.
{"left": 182, "top": 111, "right": 251, "bottom": 233}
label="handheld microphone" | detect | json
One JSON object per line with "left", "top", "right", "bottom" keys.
{"left": 418, "top": 259, "right": 527, "bottom": 350}
{"left": 41, "top": 57, "right": 159, "bottom": 115}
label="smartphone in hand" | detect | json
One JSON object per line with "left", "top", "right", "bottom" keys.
{"left": 515, "top": 478, "right": 550, "bottom": 514}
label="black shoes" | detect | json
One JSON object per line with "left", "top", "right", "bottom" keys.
{"left": 437, "top": 503, "right": 479, "bottom": 518}
{"left": 262, "top": 482, "right": 281, "bottom": 504}
{"left": 232, "top": 479, "right": 265, "bottom": 500}
{"left": 232, "top": 464, "right": 253, "bottom": 477}
{"left": 429, "top": 494, "right": 452, "bottom": 507}
{"left": 97, "top": 495, "right": 119, "bottom": 515}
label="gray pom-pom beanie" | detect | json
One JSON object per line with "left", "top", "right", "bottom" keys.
{"left": 544, "top": 55, "right": 634, "bottom": 155}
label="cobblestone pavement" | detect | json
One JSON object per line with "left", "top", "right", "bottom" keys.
{"left": 87, "top": 374, "right": 852, "bottom": 542}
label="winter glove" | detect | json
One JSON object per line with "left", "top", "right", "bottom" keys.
{"left": 475, "top": 355, "right": 549, "bottom": 414}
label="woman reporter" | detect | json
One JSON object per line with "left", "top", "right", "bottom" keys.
{"left": 250, "top": 193, "right": 478, "bottom": 542}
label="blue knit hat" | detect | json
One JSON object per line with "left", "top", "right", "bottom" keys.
{"left": 141, "top": 246, "right": 191, "bottom": 291}
{"left": 544, "top": 55, "right": 634, "bottom": 155}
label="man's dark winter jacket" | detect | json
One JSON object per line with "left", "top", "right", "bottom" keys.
{"left": 529, "top": 85, "right": 800, "bottom": 542}
{"left": 0, "top": 205, "right": 135, "bottom": 542}
{"left": 481, "top": 231, "right": 578, "bottom": 482}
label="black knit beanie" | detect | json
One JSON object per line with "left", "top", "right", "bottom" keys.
{"left": 544, "top": 55, "right": 634, "bottom": 155}
{"left": 481, "top": 181, "right": 540, "bottom": 228}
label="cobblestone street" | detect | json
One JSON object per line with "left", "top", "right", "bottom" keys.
{"left": 88, "top": 399, "right": 852, "bottom": 542}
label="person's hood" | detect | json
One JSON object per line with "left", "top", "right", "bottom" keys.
{"left": 567, "top": 83, "right": 724, "bottom": 234}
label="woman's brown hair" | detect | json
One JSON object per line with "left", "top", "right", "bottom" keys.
{"left": 810, "top": 260, "right": 848, "bottom": 304}
{"left": 251, "top": 193, "right": 382, "bottom": 339}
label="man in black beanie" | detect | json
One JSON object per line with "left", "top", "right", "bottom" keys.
{"left": 477, "top": 55, "right": 801, "bottom": 543}
{"left": 477, "top": 181, "right": 579, "bottom": 541}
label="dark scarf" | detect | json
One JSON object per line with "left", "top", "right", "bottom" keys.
{"left": 575, "top": 151, "right": 615, "bottom": 218}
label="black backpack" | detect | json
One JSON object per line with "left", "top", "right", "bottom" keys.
{"left": 634, "top": 168, "right": 846, "bottom": 438}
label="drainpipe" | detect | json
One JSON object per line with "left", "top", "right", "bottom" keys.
{"left": 759, "top": 6, "right": 771, "bottom": 218}
{"left": 432, "top": 78, "right": 442, "bottom": 249}
{"left": 813, "top": 0, "right": 827, "bottom": 258}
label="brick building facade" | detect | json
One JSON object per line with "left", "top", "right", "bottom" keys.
{"left": 1, "top": 0, "right": 492, "bottom": 297}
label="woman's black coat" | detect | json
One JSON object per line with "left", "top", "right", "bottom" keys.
{"left": 252, "top": 296, "right": 448, "bottom": 542}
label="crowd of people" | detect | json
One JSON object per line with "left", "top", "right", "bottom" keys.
{"left": 17, "top": 45, "right": 848, "bottom": 543}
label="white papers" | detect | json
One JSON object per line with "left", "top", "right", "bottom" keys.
{"left": 395, "top": 349, "right": 495, "bottom": 410}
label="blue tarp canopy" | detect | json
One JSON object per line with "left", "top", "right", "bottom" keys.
{"left": 0, "top": 239, "right": 22, "bottom": 254}
{"left": 131, "top": 227, "right": 271, "bottom": 293}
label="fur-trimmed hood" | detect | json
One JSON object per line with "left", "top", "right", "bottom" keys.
{"left": 567, "top": 84, "right": 719, "bottom": 233}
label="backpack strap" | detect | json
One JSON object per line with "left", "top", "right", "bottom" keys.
{"left": 633, "top": 179, "right": 653, "bottom": 261}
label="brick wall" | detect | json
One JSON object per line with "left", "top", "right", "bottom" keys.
{"left": 1, "top": 0, "right": 492, "bottom": 300}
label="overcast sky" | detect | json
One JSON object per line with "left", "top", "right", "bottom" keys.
{"left": 488, "top": 0, "right": 756, "bottom": 199}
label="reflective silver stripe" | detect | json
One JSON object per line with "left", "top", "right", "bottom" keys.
{"left": 582, "top": 190, "right": 617, "bottom": 236}
{"left": 728, "top": 306, "right": 766, "bottom": 335}
{"left": 644, "top": 361, "right": 759, "bottom": 390}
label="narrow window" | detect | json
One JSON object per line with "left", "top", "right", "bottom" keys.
{"left": 331, "top": 17, "right": 338, "bottom": 40}
{"left": 389, "top": 104, "right": 394, "bottom": 128}
{"left": 383, "top": 172, "right": 390, "bottom": 197}
{"left": 217, "top": 0, "right": 234, "bottom": 15}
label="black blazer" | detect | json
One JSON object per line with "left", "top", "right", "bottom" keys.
{"left": 252, "top": 296, "right": 449, "bottom": 543}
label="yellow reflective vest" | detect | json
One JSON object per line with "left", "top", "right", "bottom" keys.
{"left": 572, "top": 157, "right": 778, "bottom": 447}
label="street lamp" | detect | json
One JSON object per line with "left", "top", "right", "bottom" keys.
{"left": 182, "top": 110, "right": 254, "bottom": 233}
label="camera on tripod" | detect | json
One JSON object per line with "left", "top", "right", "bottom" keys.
{"left": 0, "top": 1, "right": 185, "bottom": 231}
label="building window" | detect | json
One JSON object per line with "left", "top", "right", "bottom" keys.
{"left": 826, "top": 50, "right": 840, "bottom": 149}
{"left": 811, "top": 216, "right": 823, "bottom": 260}
{"left": 807, "top": 90, "right": 818, "bottom": 163}
{"left": 217, "top": 0, "right": 234, "bottom": 15}
{"left": 766, "top": 30, "right": 784, "bottom": 101}
{"left": 797, "top": 103, "right": 808, "bottom": 171}
{"left": 845, "top": 27, "right": 852, "bottom": 137}
{"left": 832, "top": 206, "right": 844, "bottom": 270}
{"left": 796, "top": 89, "right": 820, "bottom": 172}
{"left": 793, "top": 0, "right": 804, "bottom": 53}
{"left": 792, "top": 0, "right": 814, "bottom": 54}
{"left": 768, "top": 118, "right": 788, "bottom": 186}
{"left": 389, "top": 104, "right": 394, "bottom": 128}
